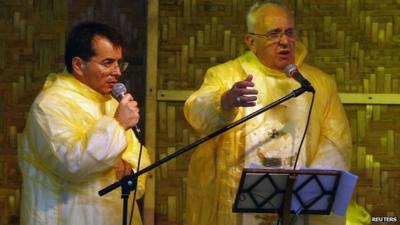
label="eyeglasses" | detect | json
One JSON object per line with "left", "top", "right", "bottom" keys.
{"left": 88, "top": 59, "right": 129, "bottom": 73}
{"left": 249, "top": 28, "right": 297, "bottom": 42}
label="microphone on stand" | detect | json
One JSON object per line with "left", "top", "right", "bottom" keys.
{"left": 284, "top": 64, "right": 315, "bottom": 93}
{"left": 112, "top": 83, "right": 142, "bottom": 140}
{"left": 283, "top": 65, "right": 315, "bottom": 170}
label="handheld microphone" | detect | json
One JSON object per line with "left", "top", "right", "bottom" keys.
{"left": 112, "top": 83, "right": 142, "bottom": 139}
{"left": 284, "top": 64, "right": 314, "bottom": 92}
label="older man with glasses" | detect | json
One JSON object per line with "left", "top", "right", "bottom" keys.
{"left": 184, "top": 1, "right": 369, "bottom": 225}
{"left": 18, "top": 21, "right": 151, "bottom": 225}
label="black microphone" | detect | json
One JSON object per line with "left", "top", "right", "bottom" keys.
{"left": 284, "top": 64, "right": 314, "bottom": 92}
{"left": 112, "top": 83, "right": 142, "bottom": 139}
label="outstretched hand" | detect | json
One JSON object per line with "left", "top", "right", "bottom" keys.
{"left": 221, "top": 75, "right": 258, "bottom": 111}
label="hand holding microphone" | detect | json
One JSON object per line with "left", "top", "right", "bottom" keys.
{"left": 112, "top": 83, "right": 141, "bottom": 135}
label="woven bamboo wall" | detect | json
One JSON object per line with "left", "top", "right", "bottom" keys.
{"left": 152, "top": 0, "right": 400, "bottom": 225}
{"left": 0, "top": 0, "right": 66, "bottom": 224}
{"left": 0, "top": 0, "right": 148, "bottom": 224}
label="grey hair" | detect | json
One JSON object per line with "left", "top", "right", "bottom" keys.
{"left": 246, "top": 1, "right": 292, "bottom": 33}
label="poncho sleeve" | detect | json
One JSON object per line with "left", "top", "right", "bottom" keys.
{"left": 184, "top": 65, "right": 241, "bottom": 134}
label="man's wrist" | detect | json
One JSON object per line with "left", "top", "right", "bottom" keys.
{"left": 221, "top": 91, "right": 234, "bottom": 111}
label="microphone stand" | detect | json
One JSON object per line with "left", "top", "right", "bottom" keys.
{"left": 98, "top": 84, "right": 314, "bottom": 225}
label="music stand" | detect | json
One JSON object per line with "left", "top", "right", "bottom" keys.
{"left": 233, "top": 168, "right": 342, "bottom": 225}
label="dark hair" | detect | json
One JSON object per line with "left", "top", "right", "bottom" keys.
{"left": 64, "top": 21, "right": 125, "bottom": 73}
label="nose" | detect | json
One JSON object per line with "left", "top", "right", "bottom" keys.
{"left": 278, "top": 34, "right": 290, "bottom": 45}
{"left": 111, "top": 64, "right": 122, "bottom": 77}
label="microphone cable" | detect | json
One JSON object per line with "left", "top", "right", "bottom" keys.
{"left": 292, "top": 92, "right": 315, "bottom": 171}
{"left": 129, "top": 130, "right": 144, "bottom": 225}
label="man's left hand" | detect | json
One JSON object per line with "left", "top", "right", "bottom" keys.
{"left": 114, "top": 158, "right": 133, "bottom": 180}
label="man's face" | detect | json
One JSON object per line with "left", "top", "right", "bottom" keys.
{"left": 74, "top": 36, "right": 124, "bottom": 95}
{"left": 245, "top": 6, "right": 295, "bottom": 71}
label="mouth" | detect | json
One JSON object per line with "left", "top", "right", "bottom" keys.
{"left": 278, "top": 50, "right": 291, "bottom": 58}
{"left": 108, "top": 81, "right": 118, "bottom": 86}
{"left": 106, "top": 82, "right": 118, "bottom": 92}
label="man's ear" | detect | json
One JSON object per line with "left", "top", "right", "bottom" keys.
{"left": 71, "top": 57, "right": 85, "bottom": 77}
{"left": 244, "top": 34, "right": 256, "bottom": 52}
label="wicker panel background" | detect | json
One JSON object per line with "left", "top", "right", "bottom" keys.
{"left": 0, "top": 0, "right": 67, "bottom": 224}
{"left": 0, "top": 0, "right": 147, "bottom": 224}
{"left": 154, "top": 0, "right": 400, "bottom": 225}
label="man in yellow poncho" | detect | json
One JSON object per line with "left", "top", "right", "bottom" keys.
{"left": 184, "top": 1, "right": 369, "bottom": 225}
{"left": 18, "top": 22, "right": 151, "bottom": 225}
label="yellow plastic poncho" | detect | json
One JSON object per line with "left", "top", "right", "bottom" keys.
{"left": 18, "top": 71, "right": 151, "bottom": 225}
{"left": 184, "top": 43, "right": 362, "bottom": 225}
